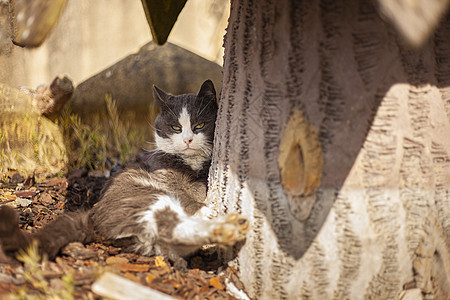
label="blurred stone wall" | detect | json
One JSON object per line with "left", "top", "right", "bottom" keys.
{"left": 0, "top": 0, "right": 228, "bottom": 88}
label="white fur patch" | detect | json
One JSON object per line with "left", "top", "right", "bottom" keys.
{"left": 178, "top": 108, "right": 194, "bottom": 143}
{"left": 139, "top": 195, "right": 186, "bottom": 237}
{"left": 155, "top": 134, "right": 173, "bottom": 152}
{"left": 139, "top": 195, "right": 212, "bottom": 244}
{"left": 171, "top": 218, "right": 214, "bottom": 240}
{"left": 137, "top": 195, "right": 186, "bottom": 255}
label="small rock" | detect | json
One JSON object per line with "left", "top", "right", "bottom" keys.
{"left": 14, "top": 198, "right": 32, "bottom": 207}
{"left": 62, "top": 242, "right": 97, "bottom": 260}
{"left": 38, "top": 192, "right": 55, "bottom": 206}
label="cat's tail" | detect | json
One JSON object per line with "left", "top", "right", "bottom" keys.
{"left": 0, "top": 206, "right": 96, "bottom": 260}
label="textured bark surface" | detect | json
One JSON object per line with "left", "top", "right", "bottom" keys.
{"left": 208, "top": 0, "right": 450, "bottom": 298}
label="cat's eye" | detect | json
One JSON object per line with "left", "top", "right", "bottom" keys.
{"left": 194, "top": 123, "right": 205, "bottom": 130}
{"left": 171, "top": 125, "right": 182, "bottom": 132}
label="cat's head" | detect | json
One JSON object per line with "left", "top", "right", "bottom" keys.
{"left": 152, "top": 80, "right": 218, "bottom": 168}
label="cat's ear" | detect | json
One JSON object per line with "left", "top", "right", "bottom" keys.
{"left": 152, "top": 85, "right": 170, "bottom": 107}
{"left": 197, "top": 80, "right": 216, "bottom": 100}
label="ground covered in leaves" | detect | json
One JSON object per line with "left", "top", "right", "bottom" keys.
{"left": 0, "top": 169, "right": 248, "bottom": 300}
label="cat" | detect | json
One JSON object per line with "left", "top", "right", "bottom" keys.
{"left": 0, "top": 80, "right": 249, "bottom": 267}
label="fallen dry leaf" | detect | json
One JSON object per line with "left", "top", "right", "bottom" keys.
{"left": 62, "top": 242, "right": 97, "bottom": 260}
{"left": 145, "top": 274, "right": 156, "bottom": 284}
{"left": 209, "top": 277, "right": 224, "bottom": 290}
{"left": 154, "top": 256, "right": 167, "bottom": 268}
{"left": 14, "top": 190, "right": 37, "bottom": 198}
{"left": 105, "top": 256, "right": 129, "bottom": 265}
{"left": 123, "top": 272, "right": 141, "bottom": 283}
{"left": 118, "top": 263, "right": 150, "bottom": 273}
{"left": 4, "top": 193, "right": 17, "bottom": 201}
{"left": 84, "top": 260, "right": 98, "bottom": 267}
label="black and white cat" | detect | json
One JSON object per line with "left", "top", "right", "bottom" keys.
{"left": 0, "top": 80, "right": 249, "bottom": 266}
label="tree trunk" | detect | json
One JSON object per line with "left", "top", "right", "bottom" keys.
{"left": 208, "top": 0, "right": 450, "bottom": 298}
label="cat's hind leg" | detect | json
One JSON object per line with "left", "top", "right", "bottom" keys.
{"left": 0, "top": 206, "right": 95, "bottom": 260}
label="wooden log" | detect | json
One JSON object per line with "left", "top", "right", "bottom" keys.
{"left": 91, "top": 272, "right": 176, "bottom": 300}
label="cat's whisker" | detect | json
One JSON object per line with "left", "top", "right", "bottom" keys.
{"left": 196, "top": 98, "right": 214, "bottom": 117}
{"left": 146, "top": 121, "right": 157, "bottom": 132}
{"left": 156, "top": 95, "right": 179, "bottom": 120}
{"left": 162, "top": 102, "right": 179, "bottom": 121}
{"left": 197, "top": 143, "right": 213, "bottom": 157}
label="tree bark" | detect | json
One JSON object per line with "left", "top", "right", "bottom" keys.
{"left": 208, "top": 0, "right": 450, "bottom": 298}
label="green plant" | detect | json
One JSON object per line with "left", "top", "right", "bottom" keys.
{"left": 105, "top": 93, "right": 130, "bottom": 164}
{"left": 59, "top": 94, "right": 149, "bottom": 171}
{"left": 59, "top": 103, "right": 107, "bottom": 171}
{"left": 11, "top": 241, "right": 75, "bottom": 300}
{"left": 69, "top": 113, "right": 107, "bottom": 170}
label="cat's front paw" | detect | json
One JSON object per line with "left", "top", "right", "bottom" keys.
{"left": 211, "top": 213, "right": 249, "bottom": 246}
{"left": 195, "top": 205, "right": 218, "bottom": 219}
{"left": 225, "top": 213, "right": 250, "bottom": 236}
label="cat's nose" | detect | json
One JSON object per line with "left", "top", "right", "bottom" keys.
{"left": 184, "top": 138, "right": 193, "bottom": 146}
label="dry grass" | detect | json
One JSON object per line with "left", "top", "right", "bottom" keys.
{"left": 59, "top": 94, "right": 151, "bottom": 171}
